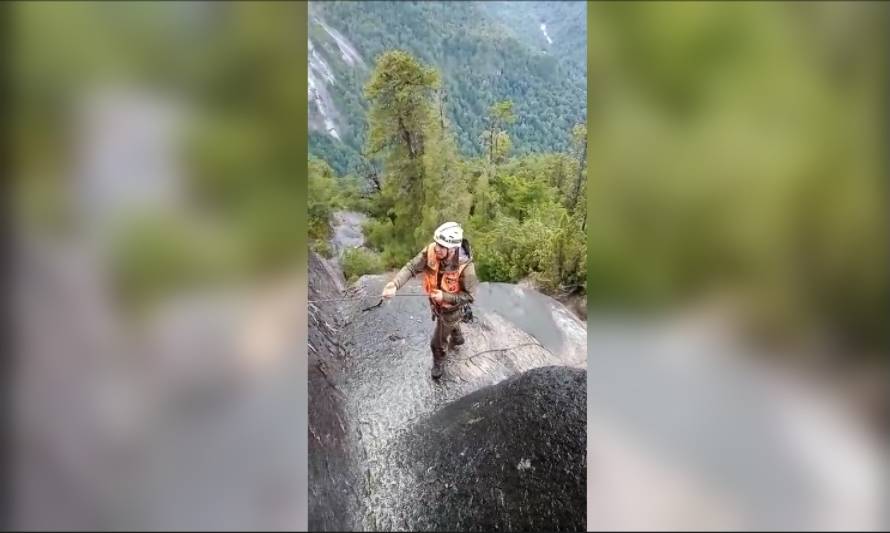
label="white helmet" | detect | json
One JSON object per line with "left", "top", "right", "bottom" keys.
{"left": 433, "top": 221, "right": 463, "bottom": 248}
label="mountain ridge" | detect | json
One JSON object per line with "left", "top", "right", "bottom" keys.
{"left": 308, "top": 1, "right": 587, "bottom": 175}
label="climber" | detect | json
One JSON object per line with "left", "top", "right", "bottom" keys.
{"left": 381, "top": 221, "right": 478, "bottom": 379}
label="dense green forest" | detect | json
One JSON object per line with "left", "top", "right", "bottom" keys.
{"left": 476, "top": 1, "right": 587, "bottom": 72}
{"left": 309, "top": 49, "right": 587, "bottom": 295}
{"left": 308, "top": 1, "right": 586, "bottom": 176}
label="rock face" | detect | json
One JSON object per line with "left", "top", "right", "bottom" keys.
{"left": 307, "top": 251, "right": 588, "bottom": 531}
{"left": 385, "top": 366, "right": 587, "bottom": 532}
{"left": 308, "top": 252, "right": 363, "bottom": 531}
{"left": 330, "top": 210, "right": 368, "bottom": 257}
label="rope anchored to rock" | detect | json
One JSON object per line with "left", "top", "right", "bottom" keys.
{"left": 311, "top": 292, "right": 560, "bottom": 363}
{"left": 307, "top": 294, "right": 427, "bottom": 304}
{"left": 308, "top": 293, "right": 429, "bottom": 312}
{"left": 452, "top": 341, "right": 555, "bottom": 362}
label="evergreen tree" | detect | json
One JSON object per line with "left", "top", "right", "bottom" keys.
{"left": 363, "top": 50, "right": 439, "bottom": 260}
{"left": 569, "top": 123, "right": 587, "bottom": 211}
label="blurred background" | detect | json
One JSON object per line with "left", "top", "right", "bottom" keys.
{"left": 8, "top": 0, "right": 890, "bottom": 531}
{"left": 10, "top": 1, "right": 308, "bottom": 529}
{"left": 585, "top": 2, "right": 888, "bottom": 530}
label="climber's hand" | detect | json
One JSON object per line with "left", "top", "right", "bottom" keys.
{"left": 382, "top": 282, "right": 397, "bottom": 300}
{"left": 430, "top": 290, "right": 445, "bottom": 303}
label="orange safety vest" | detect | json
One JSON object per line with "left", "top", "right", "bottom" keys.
{"left": 421, "top": 243, "right": 468, "bottom": 309}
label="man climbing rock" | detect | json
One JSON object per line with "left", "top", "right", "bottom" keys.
{"left": 382, "top": 222, "right": 478, "bottom": 379}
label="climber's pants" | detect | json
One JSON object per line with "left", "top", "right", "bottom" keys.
{"left": 430, "top": 309, "right": 462, "bottom": 361}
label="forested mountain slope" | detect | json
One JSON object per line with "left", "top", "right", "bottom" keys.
{"left": 308, "top": 1, "right": 586, "bottom": 175}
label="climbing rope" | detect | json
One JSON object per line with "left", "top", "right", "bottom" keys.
{"left": 307, "top": 293, "right": 427, "bottom": 304}
{"left": 452, "top": 341, "right": 554, "bottom": 362}
{"left": 310, "top": 294, "right": 558, "bottom": 362}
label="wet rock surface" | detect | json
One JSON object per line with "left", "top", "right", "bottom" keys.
{"left": 307, "top": 252, "right": 587, "bottom": 531}
{"left": 383, "top": 366, "right": 587, "bottom": 532}
{"left": 308, "top": 253, "right": 363, "bottom": 531}
{"left": 330, "top": 210, "right": 368, "bottom": 256}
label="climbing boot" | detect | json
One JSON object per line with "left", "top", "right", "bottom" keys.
{"left": 431, "top": 358, "right": 444, "bottom": 380}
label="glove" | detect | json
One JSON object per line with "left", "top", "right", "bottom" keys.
{"left": 382, "top": 281, "right": 397, "bottom": 300}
